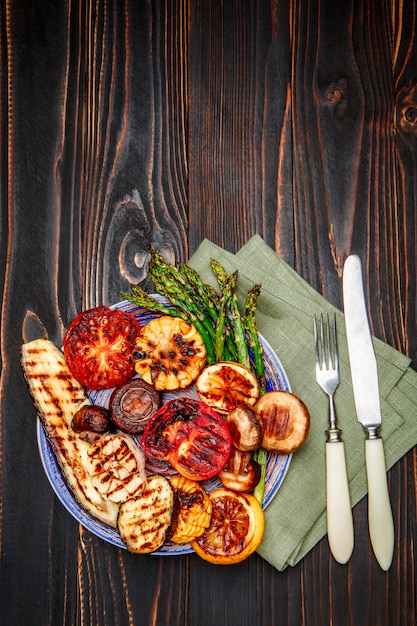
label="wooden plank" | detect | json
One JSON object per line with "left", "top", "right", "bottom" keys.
{"left": 188, "top": 0, "right": 292, "bottom": 255}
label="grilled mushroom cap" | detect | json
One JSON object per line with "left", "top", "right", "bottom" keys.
{"left": 225, "top": 404, "right": 263, "bottom": 451}
{"left": 71, "top": 405, "right": 112, "bottom": 442}
{"left": 254, "top": 391, "right": 310, "bottom": 454}
{"left": 218, "top": 448, "right": 261, "bottom": 492}
{"left": 109, "top": 378, "right": 160, "bottom": 434}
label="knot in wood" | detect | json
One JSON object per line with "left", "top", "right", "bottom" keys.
{"left": 322, "top": 79, "right": 348, "bottom": 119}
{"left": 399, "top": 106, "right": 417, "bottom": 134}
{"left": 321, "top": 78, "right": 348, "bottom": 121}
{"left": 324, "top": 78, "right": 347, "bottom": 102}
{"left": 404, "top": 106, "right": 417, "bottom": 124}
{"left": 326, "top": 87, "right": 342, "bottom": 104}
{"left": 397, "top": 84, "right": 417, "bottom": 135}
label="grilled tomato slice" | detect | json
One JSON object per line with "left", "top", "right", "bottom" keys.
{"left": 63, "top": 306, "right": 140, "bottom": 390}
{"left": 133, "top": 316, "right": 206, "bottom": 391}
{"left": 190, "top": 488, "right": 265, "bottom": 564}
{"left": 196, "top": 362, "right": 260, "bottom": 413}
{"left": 141, "top": 397, "right": 232, "bottom": 481}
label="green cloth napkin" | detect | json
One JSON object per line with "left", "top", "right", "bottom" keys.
{"left": 189, "top": 235, "right": 417, "bottom": 571}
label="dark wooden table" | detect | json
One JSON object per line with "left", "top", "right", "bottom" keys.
{"left": 1, "top": 1, "right": 416, "bottom": 624}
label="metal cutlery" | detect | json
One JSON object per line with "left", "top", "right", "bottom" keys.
{"left": 343, "top": 254, "right": 394, "bottom": 570}
{"left": 314, "top": 313, "right": 354, "bottom": 564}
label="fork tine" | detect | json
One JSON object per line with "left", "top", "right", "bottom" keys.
{"left": 320, "top": 314, "right": 327, "bottom": 368}
{"left": 326, "top": 314, "right": 331, "bottom": 366}
{"left": 324, "top": 312, "right": 339, "bottom": 371}
{"left": 314, "top": 313, "right": 339, "bottom": 372}
{"left": 332, "top": 313, "right": 339, "bottom": 371}
{"left": 314, "top": 314, "right": 323, "bottom": 369}
{"left": 313, "top": 314, "right": 319, "bottom": 364}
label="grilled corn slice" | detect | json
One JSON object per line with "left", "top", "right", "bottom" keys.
{"left": 133, "top": 316, "right": 206, "bottom": 391}
{"left": 21, "top": 338, "right": 119, "bottom": 527}
{"left": 168, "top": 475, "right": 212, "bottom": 544}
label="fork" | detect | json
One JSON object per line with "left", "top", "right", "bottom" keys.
{"left": 314, "top": 313, "right": 354, "bottom": 564}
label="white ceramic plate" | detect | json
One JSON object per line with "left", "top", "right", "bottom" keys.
{"left": 37, "top": 297, "right": 292, "bottom": 555}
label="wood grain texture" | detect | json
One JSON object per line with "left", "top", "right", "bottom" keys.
{"left": 1, "top": 0, "right": 416, "bottom": 625}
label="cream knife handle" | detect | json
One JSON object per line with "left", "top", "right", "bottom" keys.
{"left": 365, "top": 437, "right": 394, "bottom": 571}
{"left": 326, "top": 441, "right": 354, "bottom": 564}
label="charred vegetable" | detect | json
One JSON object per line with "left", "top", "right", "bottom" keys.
{"left": 168, "top": 475, "right": 212, "bottom": 544}
{"left": 21, "top": 338, "right": 119, "bottom": 527}
{"left": 218, "top": 448, "right": 261, "bottom": 492}
{"left": 63, "top": 306, "right": 140, "bottom": 390}
{"left": 133, "top": 316, "right": 207, "bottom": 391}
{"left": 225, "top": 404, "right": 263, "bottom": 451}
{"left": 86, "top": 433, "right": 147, "bottom": 503}
{"left": 255, "top": 390, "right": 310, "bottom": 454}
{"left": 141, "top": 397, "right": 232, "bottom": 481}
{"left": 117, "top": 475, "right": 175, "bottom": 553}
{"left": 109, "top": 378, "right": 160, "bottom": 434}
{"left": 210, "top": 260, "right": 250, "bottom": 369}
{"left": 71, "top": 405, "right": 112, "bottom": 442}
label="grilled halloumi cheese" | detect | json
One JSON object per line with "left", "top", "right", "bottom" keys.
{"left": 117, "top": 475, "right": 174, "bottom": 553}
{"left": 86, "top": 433, "right": 147, "bottom": 503}
{"left": 21, "top": 338, "right": 119, "bottom": 528}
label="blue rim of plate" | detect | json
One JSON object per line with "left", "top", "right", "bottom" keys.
{"left": 37, "top": 297, "right": 292, "bottom": 555}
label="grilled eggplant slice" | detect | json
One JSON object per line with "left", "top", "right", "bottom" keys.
{"left": 21, "top": 338, "right": 119, "bottom": 527}
{"left": 133, "top": 316, "right": 207, "bottom": 391}
{"left": 117, "top": 475, "right": 175, "bottom": 553}
{"left": 86, "top": 433, "right": 147, "bottom": 503}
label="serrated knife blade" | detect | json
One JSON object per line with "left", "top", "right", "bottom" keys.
{"left": 343, "top": 254, "right": 394, "bottom": 570}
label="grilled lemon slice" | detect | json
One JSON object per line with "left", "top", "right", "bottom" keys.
{"left": 117, "top": 475, "right": 174, "bottom": 553}
{"left": 190, "top": 488, "right": 265, "bottom": 564}
{"left": 196, "top": 362, "right": 260, "bottom": 413}
{"left": 133, "top": 316, "right": 207, "bottom": 391}
{"left": 168, "top": 475, "right": 212, "bottom": 544}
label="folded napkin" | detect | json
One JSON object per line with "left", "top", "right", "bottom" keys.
{"left": 189, "top": 235, "right": 417, "bottom": 571}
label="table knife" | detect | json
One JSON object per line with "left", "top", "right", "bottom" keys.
{"left": 342, "top": 255, "right": 394, "bottom": 571}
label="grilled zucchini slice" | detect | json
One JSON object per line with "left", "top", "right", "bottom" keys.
{"left": 21, "top": 338, "right": 119, "bottom": 527}
{"left": 86, "top": 433, "right": 147, "bottom": 503}
{"left": 117, "top": 475, "right": 174, "bottom": 553}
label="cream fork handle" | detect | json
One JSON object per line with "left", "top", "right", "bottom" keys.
{"left": 326, "top": 441, "right": 354, "bottom": 564}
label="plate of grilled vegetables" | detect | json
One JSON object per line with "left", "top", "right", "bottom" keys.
{"left": 22, "top": 251, "right": 310, "bottom": 563}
